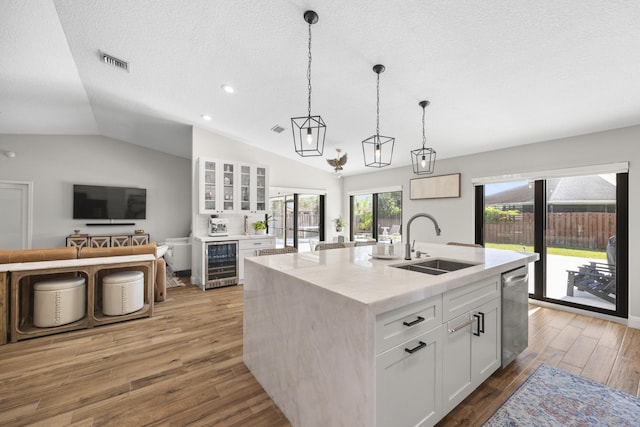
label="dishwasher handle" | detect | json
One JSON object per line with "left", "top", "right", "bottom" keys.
{"left": 503, "top": 266, "right": 529, "bottom": 288}
{"left": 503, "top": 273, "right": 528, "bottom": 287}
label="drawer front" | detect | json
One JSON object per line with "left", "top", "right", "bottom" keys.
{"left": 376, "top": 296, "right": 442, "bottom": 354}
{"left": 238, "top": 238, "right": 275, "bottom": 250}
{"left": 443, "top": 275, "right": 500, "bottom": 322}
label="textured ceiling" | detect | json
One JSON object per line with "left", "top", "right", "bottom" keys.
{"left": 2, "top": 0, "right": 640, "bottom": 175}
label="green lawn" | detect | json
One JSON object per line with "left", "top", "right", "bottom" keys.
{"left": 484, "top": 243, "right": 606, "bottom": 260}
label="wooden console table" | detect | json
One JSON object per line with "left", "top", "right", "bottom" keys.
{"left": 66, "top": 233, "right": 150, "bottom": 249}
{"left": 3, "top": 254, "right": 155, "bottom": 343}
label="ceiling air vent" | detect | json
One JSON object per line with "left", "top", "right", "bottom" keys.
{"left": 100, "top": 51, "right": 129, "bottom": 72}
{"left": 271, "top": 125, "right": 285, "bottom": 134}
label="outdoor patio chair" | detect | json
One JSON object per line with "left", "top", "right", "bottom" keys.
{"left": 566, "top": 261, "right": 616, "bottom": 304}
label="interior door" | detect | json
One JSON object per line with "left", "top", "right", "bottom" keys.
{"left": 0, "top": 181, "right": 32, "bottom": 249}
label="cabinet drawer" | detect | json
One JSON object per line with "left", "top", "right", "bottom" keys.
{"left": 239, "top": 238, "right": 275, "bottom": 250}
{"left": 443, "top": 275, "right": 500, "bottom": 321}
{"left": 376, "top": 296, "right": 442, "bottom": 354}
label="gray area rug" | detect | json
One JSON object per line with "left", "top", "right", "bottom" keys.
{"left": 483, "top": 364, "right": 640, "bottom": 426}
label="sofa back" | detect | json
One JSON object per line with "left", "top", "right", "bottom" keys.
{"left": 0, "top": 247, "right": 78, "bottom": 264}
{"left": 78, "top": 243, "right": 156, "bottom": 259}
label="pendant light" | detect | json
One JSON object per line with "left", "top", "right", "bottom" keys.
{"left": 410, "top": 100, "right": 436, "bottom": 175}
{"left": 291, "top": 10, "right": 326, "bottom": 157}
{"left": 362, "top": 64, "right": 394, "bottom": 168}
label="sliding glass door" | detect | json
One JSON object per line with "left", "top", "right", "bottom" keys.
{"left": 478, "top": 173, "right": 628, "bottom": 318}
{"left": 352, "top": 194, "right": 373, "bottom": 240}
{"left": 269, "top": 193, "right": 324, "bottom": 252}
{"left": 544, "top": 175, "right": 618, "bottom": 310}
{"left": 297, "top": 194, "right": 322, "bottom": 251}
{"left": 350, "top": 190, "right": 403, "bottom": 242}
{"left": 483, "top": 180, "right": 536, "bottom": 293}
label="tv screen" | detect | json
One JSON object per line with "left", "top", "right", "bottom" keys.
{"left": 73, "top": 184, "right": 147, "bottom": 220}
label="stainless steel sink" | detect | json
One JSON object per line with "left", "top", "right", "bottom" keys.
{"left": 392, "top": 259, "right": 477, "bottom": 275}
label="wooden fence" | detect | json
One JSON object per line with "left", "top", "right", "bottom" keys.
{"left": 485, "top": 212, "right": 616, "bottom": 250}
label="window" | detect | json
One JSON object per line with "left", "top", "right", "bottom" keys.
{"left": 350, "top": 190, "right": 402, "bottom": 242}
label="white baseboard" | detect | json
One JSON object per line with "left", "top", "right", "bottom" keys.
{"left": 627, "top": 315, "right": 640, "bottom": 329}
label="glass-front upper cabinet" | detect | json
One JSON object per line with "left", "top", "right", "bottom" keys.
{"left": 238, "top": 163, "right": 269, "bottom": 214}
{"left": 200, "top": 158, "right": 269, "bottom": 215}
{"left": 221, "top": 162, "right": 236, "bottom": 212}
{"left": 200, "top": 159, "right": 218, "bottom": 213}
{"left": 199, "top": 158, "right": 238, "bottom": 214}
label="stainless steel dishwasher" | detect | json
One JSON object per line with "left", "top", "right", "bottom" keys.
{"left": 502, "top": 265, "right": 529, "bottom": 367}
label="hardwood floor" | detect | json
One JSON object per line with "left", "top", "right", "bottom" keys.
{"left": 1, "top": 283, "right": 639, "bottom": 426}
{"left": 0, "top": 283, "right": 290, "bottom": 427}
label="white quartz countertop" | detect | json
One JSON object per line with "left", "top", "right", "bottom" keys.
{"left": 246, "top": 242, "right": 538, "bottom": 314}
{"left": 195, "top": 234, "right": 275, "bottom": 242}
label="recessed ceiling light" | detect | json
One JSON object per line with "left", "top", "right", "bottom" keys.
{"left": 221, "top": 84, "right": 235, "bottom": 94}
{"left": 201, "top": 114, "right": 212, "bottom": 121}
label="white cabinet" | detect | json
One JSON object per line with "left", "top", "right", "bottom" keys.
{"left": 442, "top": 276, "right": 501, "bottom": 413}
{"left": 199, "top": 158, "right": 238, "bottom": 214}
{"left": 238, "top": 163, "right": 269, "bottom": 214}
{"left": 376, "top": 275, "right": 501, "bottom": 426}
{"left": 377, "top": 326, "right": 443, "bottom": 427}
{"left": 199, "top": 158, "right": 269, "bottom": 215}
{"left": 472, "top": 298, "right": 501, "bottom": 383}
{"left": 376, "top": 297, "right": 443, "bottom": 427}
{"left": 238, "top": 237, "right": 275, "bottom": 281}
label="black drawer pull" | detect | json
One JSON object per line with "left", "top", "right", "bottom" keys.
{"left": 404, "top": 341, "right": 427, "bottom": 354}
{"left": 473, "top": 312, "right": 485, "bottom": 336}
{"left": 403, "top": 316, "right": 425, "bottom": 327}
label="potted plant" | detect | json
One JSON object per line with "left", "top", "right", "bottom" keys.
{"left": 334, "top": 217, "right": 346, "bottom": 232}
{"left": 252, "top": 220, "right": 267, "bottom": 235}
{"left": 252, "top": 215, "right": 272, "bottom": 235}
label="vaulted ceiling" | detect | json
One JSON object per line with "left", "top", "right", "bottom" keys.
{"left": 2, "top": 1, "right": 640, "bottom": 175}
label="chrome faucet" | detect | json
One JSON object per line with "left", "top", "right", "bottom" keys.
{"left": 405, "top": 213, "right": 442, "bottom": 260}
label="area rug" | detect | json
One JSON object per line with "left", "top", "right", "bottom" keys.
{"left": 165, "top": 265, "right": 185, "bottom": 288}
{"left": 483, "top": 364, "right": 640, "bottom": 426}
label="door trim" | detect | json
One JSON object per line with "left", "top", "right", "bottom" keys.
{"left": 0, "top": 180, "right": 33, "bottom": 249}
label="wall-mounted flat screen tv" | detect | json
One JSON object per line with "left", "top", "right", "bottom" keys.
{"left": 73, "top": 184, "right": 147, "bottom": 220}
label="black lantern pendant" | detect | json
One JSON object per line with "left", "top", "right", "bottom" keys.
{"left": 410, "top": 100, "right": 436, "bottom": 175}
{"left": 362, "top": 64, "right": 394, "bottom": 168}
{"left": 292, "top": 10, "right": 326, "bottom": 157}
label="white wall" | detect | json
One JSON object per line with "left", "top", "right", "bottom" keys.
{"left": 191, "top": 127, "right": 343, "bottom": 240}
{"left": 343, "top": 124, "right": 639, "bottom": 324}
{"left": 0, "top": 134, "right": 192, "bottom": 248}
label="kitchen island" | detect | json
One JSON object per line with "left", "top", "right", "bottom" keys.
{"left": 243, "top": 243, "right": 537, "bottom": 427}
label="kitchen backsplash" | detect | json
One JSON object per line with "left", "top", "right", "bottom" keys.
{"left": 194, "top": 213, "right": 268, "bottom": 237}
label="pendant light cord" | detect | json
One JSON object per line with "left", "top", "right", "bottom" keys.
{"left": 307, "top": 22, "right": 312, "bottom": 117}
{"left": 376, "top": 72, "right": 380, "bottom": 136}
{"left": 422, "top": 105, "right": 426, "bottom": 148}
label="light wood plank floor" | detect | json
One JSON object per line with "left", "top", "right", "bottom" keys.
{"left": 1, "top": 283, "right": 639, "bottom": 426}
